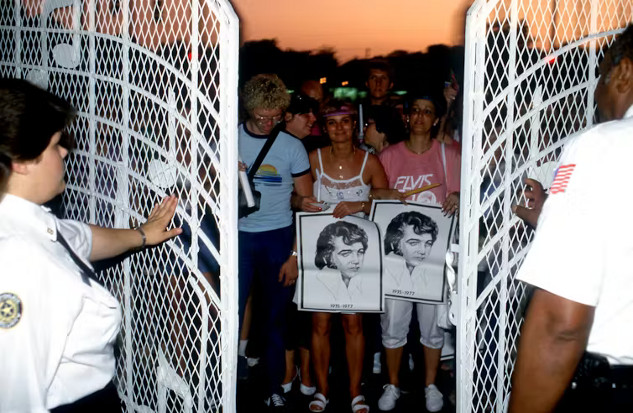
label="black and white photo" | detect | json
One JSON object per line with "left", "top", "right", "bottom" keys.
{"left": 371, "top": 201, "right": 455, "bottom": 303}
{"left": 296, "top": 213, "right": 383, "bottom": 312}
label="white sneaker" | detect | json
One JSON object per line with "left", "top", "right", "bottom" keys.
{"left": 377, "top": 384, "right": 400, "bottom": 411}
{"left": 373, "top": 352, "right": 382, "bottom": 374}
{"left": 425, "top": 384, "right": 444, "bottom": 412}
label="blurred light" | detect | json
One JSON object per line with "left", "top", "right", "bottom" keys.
{"left": 320, "top": 77, "right": 327, "bottom": 84}
{"left": 341, "top": 81, "right": 349, "bottom": 86}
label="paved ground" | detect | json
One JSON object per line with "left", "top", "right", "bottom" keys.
{"left": 237, "top": 342, "right": 456, "bottom": 413}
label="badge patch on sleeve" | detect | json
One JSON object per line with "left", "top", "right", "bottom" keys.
{"left": 0, "top": 292, "right": 22, "bottom": 329}
{"left": 550, "top": 164, "right": 576, "bottom": 194}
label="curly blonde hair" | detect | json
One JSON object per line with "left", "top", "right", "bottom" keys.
{"left": 241, "top": 74, "right": 290, "bottom": 113}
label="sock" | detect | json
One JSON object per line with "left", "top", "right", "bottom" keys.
{"left": 239, "top": 339, "right": 248, "bottom": 357}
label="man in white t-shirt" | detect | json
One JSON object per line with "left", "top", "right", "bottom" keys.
{"left": 509, "top": 24, "right": 633, "bottom": 412}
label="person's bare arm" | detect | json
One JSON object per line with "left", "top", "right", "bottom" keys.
{"left": 89, "top": 195, "right": 182, "bottom": 261}
{"left": 509, "top": 288, "right": 594, "bottom": 413}
{"left": 292, "top": 172, "right": 321, "bottom": 212}
{"left": 513, "top": 178, "right": 547, "bottom": 228}
{"left": 277, "top": 172, "right": 315, "bottom": 286}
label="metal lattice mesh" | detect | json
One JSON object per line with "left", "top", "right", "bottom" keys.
{"left": 0, "top": 1, "right": 239, "bottom": 412}
{"left": 460, "top": 1, "right": 632, "bottom": 412}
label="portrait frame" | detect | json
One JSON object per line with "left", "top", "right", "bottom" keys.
{"left": 296, "top": 212, "right": 384, "bottom": 313}
{"left": 370, "top": 201, "right": 456, "bottom": 304}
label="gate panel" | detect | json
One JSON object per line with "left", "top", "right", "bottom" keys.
{"left": 0, "top": 1, "right": 239, "bottom": 412}
{"left": 460, "top": 1, "right": 632, "bottom": 411}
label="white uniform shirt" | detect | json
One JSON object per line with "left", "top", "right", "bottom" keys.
{"left": 517, "top": 105, "right": 633, "bottom": 365}
{"left": 0, "top": 194, "right": 121, "bottom": 412}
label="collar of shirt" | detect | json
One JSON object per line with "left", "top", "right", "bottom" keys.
{"left": 316, "top": 267, "right": 363, "bottom": 300}
{"left": 385, "top": 253, "right": 430, "bottom": 290}
{"left": 0, "top": 193, "right": 58, "bottom": 242}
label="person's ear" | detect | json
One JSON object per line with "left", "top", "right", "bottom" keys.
{"left": 11, "top": 160, "right": 30, "bottom": 175}
{"left": 389, "top": 81, "right": 394, "bottom": 90}
{"left": 613, "top": 57, "right": 633, "bottom": 94}
{"left": 284, "top": 112, "right": 293, "bottom": 122}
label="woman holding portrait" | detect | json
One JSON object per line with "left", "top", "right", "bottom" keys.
{"left": 376, "top": 92, "right": 460, "bottom": 412}
{"left": 306, "top": 99, "right": 388, "bottom": 413}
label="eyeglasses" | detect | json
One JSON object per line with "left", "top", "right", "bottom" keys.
{"left": 253, "top": 113, "right": 283, "bottom": 124}
{"left": 410, "top": 107, "right": 435, "bottom": 116}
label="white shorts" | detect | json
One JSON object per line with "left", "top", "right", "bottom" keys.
{"left": 380, "top": 298, "right": 444, "bottom": 349}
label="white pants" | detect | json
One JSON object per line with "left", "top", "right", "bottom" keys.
{"left": 380, "top": 298, "right": 444, "bottom": 349}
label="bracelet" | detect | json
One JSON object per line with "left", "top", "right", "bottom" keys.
{"left": 134, "top": 226, "right": 147, "bottom": 250}
{"left": 290, "top": 250, "right": 298, "bottom": 257}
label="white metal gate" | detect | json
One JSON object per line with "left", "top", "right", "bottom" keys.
{"left": 0, "top": 1, "right": 239, "bottom": 412}
{"left": 459, "top": 1, "right": 633, "bottom": 412}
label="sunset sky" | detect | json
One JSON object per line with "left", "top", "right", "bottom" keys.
{"left": 230, "top": 0, "right": 475, "bottom": 63}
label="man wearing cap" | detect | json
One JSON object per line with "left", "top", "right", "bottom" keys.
{"left": 510, "top": 24, "right": 633, "bottom": 412}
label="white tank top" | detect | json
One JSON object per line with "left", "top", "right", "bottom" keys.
{"left": 314, "top": 148, "right": 371, "bottom": 205}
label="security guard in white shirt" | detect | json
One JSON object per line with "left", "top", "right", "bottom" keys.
{"left": 0, "top": 79, "right": 181, "bottom": 412}
{"left": 510, "top": 24, "right": 633, "bottom": 412}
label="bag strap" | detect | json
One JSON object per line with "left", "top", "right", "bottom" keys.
{"left": 247, "top": 123, "right": 283, "bottom": 180}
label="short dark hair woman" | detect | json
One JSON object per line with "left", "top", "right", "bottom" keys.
{"left": 0, "top": 78, "right": 181, "bottom": 412}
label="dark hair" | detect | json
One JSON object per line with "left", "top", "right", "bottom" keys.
{"left": 406, "top": 91, "right": 446, "bottom": 119}
{"left": 315, "top": 221, "right": 369, "bottom": 270}
{"left": 0, "top": 78, "right": 75, "bottom": 194}
{"left": 384, "top": 211, "right": 438, "bottom": 256}
{"left": 405, "top": 91, "right": 445, "bottom": 139}
{"left": 365, "top": 105, "right": 406, "bottom": 145}
{"left": 366, "top": 59, "right": 394, "bottom": 83}
{"left": 607, "top": 24, "right": 633, "bottom": 68}
{"left": 287, "top": 93, "right": 318, "bottom": 115}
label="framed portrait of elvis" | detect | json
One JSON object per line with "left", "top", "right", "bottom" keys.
{"left": 370, "top": 201, "right": 456, "bottom": 304}
{"left": 296, "top": 212, "right": 384, "bottom": 313}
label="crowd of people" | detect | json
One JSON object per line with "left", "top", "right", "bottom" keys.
{"left": 237, "top": 59, "right": 462, "bottom": 413}
{"left": 2, "top": 15, "right": 631, "bottom": 412}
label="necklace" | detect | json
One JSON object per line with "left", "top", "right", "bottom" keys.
{"left": 405, "top": 139, "right": 431, "bottom": 155}
{"left": 330, "top": 146, "right": 355, "bottom": 179}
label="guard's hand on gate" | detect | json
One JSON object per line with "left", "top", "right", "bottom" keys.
{"left": 141, "top": 195, "right": 182, "bottom": 246}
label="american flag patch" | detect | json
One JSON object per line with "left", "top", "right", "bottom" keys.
{"left": 550, "top": 164, "right": 576, "bottom": 194}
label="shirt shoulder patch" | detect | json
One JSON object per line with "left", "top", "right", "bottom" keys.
{"left": 0, "top": 292, "right": 22, "bottom": 329}
{"left": 550, "top": 164, "right": 576, "bottom": 194}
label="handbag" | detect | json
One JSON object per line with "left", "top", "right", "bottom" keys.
{"left": 238, "top": 124, "right": 282, "bottom": 218}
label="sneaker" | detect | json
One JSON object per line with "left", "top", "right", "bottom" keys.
{"left": 373, "top": 352, "right": 382, "bottom": 374}
{"left": 264, "top": 393, "right": 286, "bottom": 411}
{"left": 378, "top": 384, "right": 400, "bottom": 411}
{"left": 425, "top": 384, "right": 444, "bottom": 412}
